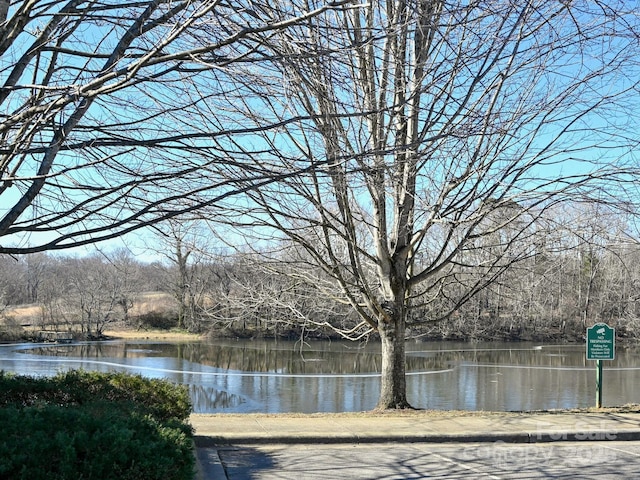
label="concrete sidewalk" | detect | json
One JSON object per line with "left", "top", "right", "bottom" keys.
{"left": 190, "top": 411, "right": 640, "bottom": 479}
{"left": 190, "top": 410, "right": 640, "bottom": 446}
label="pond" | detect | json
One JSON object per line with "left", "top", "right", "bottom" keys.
{"left": 1, "top": 339, "right": 639, "bottom": 413}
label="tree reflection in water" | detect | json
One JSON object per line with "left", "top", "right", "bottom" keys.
{"left": 10, "top": 340, "right": 640, "bottom": 413}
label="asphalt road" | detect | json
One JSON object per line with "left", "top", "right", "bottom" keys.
{"left": 205, "top": 441, "right": 640, "bottom": 479}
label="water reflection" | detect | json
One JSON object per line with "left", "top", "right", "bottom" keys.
{"left": 2, "top": 340, "right": 640, "bottom": 413}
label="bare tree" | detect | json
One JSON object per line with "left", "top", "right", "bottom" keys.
{"left": 153, "top": 219, "right": 211, "bottom": 331}
{"left": 0, "top": 0, "right": 348, "bottom": 254}
{"left": 205, "top": 248, "right": 355, "bottom": 338}
{"left": 0, "top": 255, "right": 19, "bottom": 310}
{"left": 59, "top": 255, "right": 124, "bottom": 338}
{"left": 99, "top": 248, "right": 145, "bottom": 325}
{"left": 205, "top": 1, "right": 640, "bottom": 408}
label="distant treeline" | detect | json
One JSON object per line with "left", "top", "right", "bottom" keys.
{"left": 1, "top": 238, "right": 639, "bottom": 343}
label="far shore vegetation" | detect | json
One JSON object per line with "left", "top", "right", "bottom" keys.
{"left": 2, "top": 242, "right": 639, "bottom": 345}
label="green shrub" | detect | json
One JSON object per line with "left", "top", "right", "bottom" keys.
{"left": 0, "top": 371, "right": 194, "bottom": 480}
{"left": 0, "top": 370, "right": 191, "bottom": 421}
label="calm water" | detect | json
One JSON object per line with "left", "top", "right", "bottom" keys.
{"left": 1, "top": 339, "right": 639, "bottom": 413}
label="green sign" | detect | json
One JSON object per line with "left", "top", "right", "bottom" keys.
{"left": 586, "top": 323, "right": 615, "bottom": 360}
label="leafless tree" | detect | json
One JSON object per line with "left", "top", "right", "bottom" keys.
{"left": 59, "top": 254, "right": 126, "bottom": 338}
{"left": 206, "top": 248, "right": 356, "bottom": 338}
{"left": 0, "top": 254, "right": 18, "bottom": 310}
{"left": 152, "top": 218, "right": 215, "bottom": 331}
{"left": 99, "top": 248, "right": 145, "bottom": 325}
{"left": 205, "top": 0, "right": 640, "bottom": 408}
{"left": 0, "top": 0, "right": 348, "bottom": 254}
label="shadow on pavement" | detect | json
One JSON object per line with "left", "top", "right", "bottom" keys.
{"left": 217, "top": 446, "right": 278, "bottom": 480}
{"left": 213, "top": 442, "right": 640, "bottom": 480}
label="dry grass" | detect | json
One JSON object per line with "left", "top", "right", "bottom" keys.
{"left": 1, "top": 291, "right": 179, "bottom": 328}
{"left": 128, "top": 292, "right": 177, "bottom": 317}
{"left": 0, "top": 292, "right": 194, "bottom": 343}
{"left": 2, "top": 304, "right": 42, "bottom": 325}
{"left": 103, "top": 328, "right": 202, "bottom": 341}
{"left": 6, "top": 305, "right": 42, "bottom": 317}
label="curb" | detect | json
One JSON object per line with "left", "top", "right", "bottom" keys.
{"left": 193, "top": 433, "right": 526, "bottom": 446}
{"left": 194, "top": 445, "right": 227, "bottom": 480}
{"left": 194, "top": 430, "right": 640, "bottom": 447}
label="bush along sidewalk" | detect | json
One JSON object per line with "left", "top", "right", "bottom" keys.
{"left": 0, "top": 370, "right": 195, "bottom": 480}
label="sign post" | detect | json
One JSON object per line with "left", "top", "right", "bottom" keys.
{"left": 586, "top": 323, "right": 615, "bottom": 408}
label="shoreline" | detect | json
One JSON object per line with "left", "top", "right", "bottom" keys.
{"left": 102, "top": 328, "right": 204, "bottom": 341}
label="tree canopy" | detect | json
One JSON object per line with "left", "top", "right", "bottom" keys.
{"left": 0, "top": 0, "right": 345, "bottom": 254}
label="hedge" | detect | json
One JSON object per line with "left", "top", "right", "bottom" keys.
{"left": 0, "top": 370, "right": 194, "bottom": 480}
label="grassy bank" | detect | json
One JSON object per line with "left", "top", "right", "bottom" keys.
{"left": 0, "top": 371, "right": 195, "bottom": 480}
{"left": 103, "top": 328, "right": 203, "bottom": 341}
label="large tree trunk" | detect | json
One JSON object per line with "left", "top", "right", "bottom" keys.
{"left": 376, "top": 313, "right": 412, "bottom": 410}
